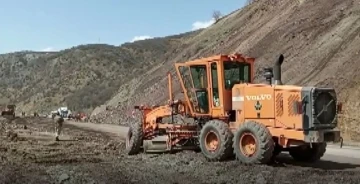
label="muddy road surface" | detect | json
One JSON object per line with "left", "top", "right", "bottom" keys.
{"left": 1, "top": 117, "right": 360, "bottom": 184}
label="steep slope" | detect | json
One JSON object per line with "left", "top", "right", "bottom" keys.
{"left": 91, "top": 0, "right": 360, "bottom": 141}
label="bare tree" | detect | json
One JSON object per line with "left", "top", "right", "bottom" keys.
{"left": 246, "top": 0, "right": 254, "bottom": 5}
{"left": 212, "top": 10, "right": 222, "bottom": 22}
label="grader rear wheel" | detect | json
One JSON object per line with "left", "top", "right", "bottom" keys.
{"left": 125, "top": 111, "right": 143, "bottom": 155}
{"left": 199, "top": 120, "right": 233, "bottom": 161}
{"left": 239, "top": 133, "right": 257, "bottom": 157}
{"left": 205, "top": 131, "right": 220, "bottom": 152}
{"left": 233, "top": 121, "right": 274, "bottom": 164}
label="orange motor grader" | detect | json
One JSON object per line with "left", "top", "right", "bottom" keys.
{"left": 125, "top": 53, "right": 343, "bottom": 164}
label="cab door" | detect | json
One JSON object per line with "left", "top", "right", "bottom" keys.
{"left": 209, "top": 61, "right": 224, "bottom": 117}
{"left": 175, "top": 63, "right": 211, "bottom": 115}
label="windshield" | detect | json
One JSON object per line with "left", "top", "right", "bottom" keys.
{"left": 224, "top": 61, "right": 251, "bottom": 89}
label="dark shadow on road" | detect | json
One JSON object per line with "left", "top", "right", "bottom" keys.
{"left": 57, "top": 139, "right": 77, "bottom": 142}
{"left": 271, "top": 153, "right": 360, "bottom": 170}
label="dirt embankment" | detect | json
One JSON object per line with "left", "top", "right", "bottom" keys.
{"left": 0, "top": 117, "right": 360, "bottom": 184}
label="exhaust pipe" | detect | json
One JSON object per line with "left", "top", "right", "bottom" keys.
{"left": 273, "top": 54, "right": 284, "bottom": 85}
{"left": 263, "top": 67, "right": 273, "bottom": 85}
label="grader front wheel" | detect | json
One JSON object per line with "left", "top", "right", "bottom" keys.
{"left": 233, "top": 121, "right": 274, "bottom": 164}
{"left": 199, "top": 120, "right": 233, "bottom": 161}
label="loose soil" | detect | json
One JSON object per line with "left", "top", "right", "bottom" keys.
{"left": 1, "top": 117, "right": 360, "bottom": 184}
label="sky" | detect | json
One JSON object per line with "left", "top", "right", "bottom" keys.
{"left": 0, "top": 0, "right": 247, "bottom": 54}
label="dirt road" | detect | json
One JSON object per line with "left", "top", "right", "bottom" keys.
{"left": 65, "top": 121, "right": 360, "bottom": 169}
{"left": 65, "top": 120, "right": 129, "bottom": 139}
{"left": 2, "top": 117, "right": 360, "bottom": 184}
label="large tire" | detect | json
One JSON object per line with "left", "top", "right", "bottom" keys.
{"left": 233, "top": 121, "right": 274, "bottom": 164}
{"left": 199, "top": 120, "right": 233, "bottom": 161}
{"left": 289, "top": 142, "right": 326, "bottom": 162}
{"left": 125, "top": 111, "right": 143, "bottom": 155}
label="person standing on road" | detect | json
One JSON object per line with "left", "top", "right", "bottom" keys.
{"left": 52, "top": 109, "right": 65, "bottom": 141}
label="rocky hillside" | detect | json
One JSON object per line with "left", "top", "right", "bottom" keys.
{"left": 1, "top": 0, "right": 360, "bottom": 141}
{"left": 0, "top": 31, "right": 197, "bottom": 114}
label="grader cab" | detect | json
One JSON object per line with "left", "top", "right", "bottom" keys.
{"left": 126, "top": 53, "right": 342, "bottom": 164}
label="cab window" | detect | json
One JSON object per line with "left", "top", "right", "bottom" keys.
{"left": 224, "top": 61, "right": 251, "bottom": 89}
